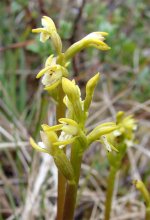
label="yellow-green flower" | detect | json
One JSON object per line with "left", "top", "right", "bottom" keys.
{"left": 30, "top": 118, "right": 80, "bottom": 154}
{"left": 133, "top": 179, "right": 150, "bottom": 208}
{"left": 101, "top": 112, "right": 137, "bottom": 152}
{"left": 30, "top": 120, "right": 81, "bottom": 182}
{"left": 59, "top": 118, "right": 79, "bottom": 136}
{"left": 32, "top": 16, "right": 56, "bottom": 42}
{"left": 65, "top": 32, "right": 110, "bottom": 60}
{"left": 36, "top": 55, "right": 68, "bottom": 91}
{"left": 100, "top": 135, "right": 118, "bottom": 152}
{"left": 82, "top": 32, "right": 110, "bottom": 50}
{"left": 32, "top": 16, "right": 62, "bottom": 53}
{"left": 116, "top": 112, "right": 137, "bottom": 140}
{"left": 30, "top": 128, "right": 59, "bottom": 155}
{"left": 87, "top": 122, "right": 117, "bottom": 145}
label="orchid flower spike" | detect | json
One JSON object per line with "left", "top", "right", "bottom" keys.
{"left": 101, "top": 112, "right": 137, "bottom": 154}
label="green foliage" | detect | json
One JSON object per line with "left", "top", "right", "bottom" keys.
{"left": 83, "top": 1, "right": 150, "bottom": 102}
{"left": 59, "top": 20, "right": 73, "bottom": 39}
{"left": 27, "top": 37, "right": 53, "bottom": 57}
{"left": 134, "top": 67, "right": 150, "bottom": 102}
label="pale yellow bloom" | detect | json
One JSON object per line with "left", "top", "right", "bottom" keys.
{"left": 30, "top": 124, "right": 75, "bottom": 182}
{"left": 59, "top": 118, "right": 79, "bottom": 136}
{"left": 32, "top": 16, "right": 62, "bottom": 53}
{"left": 83, "top": 32, "right": 110, "bottom": 50}
{"left": 30, "top": 118, "right": 80, "bottom": 154}
{"left": 116, "top": 112, "right": 137, "bottom": 140}
{"left": 36, "top": 55, "right": 68, "bottom": 91}
{"left": 101, "top": 112, "right": 137, "bottom": 152}
{"left": 65, "top": 32, "right": 110, "bottom": 60}
{"left": 32, "top": 16, "right": 56, "bottom": 42}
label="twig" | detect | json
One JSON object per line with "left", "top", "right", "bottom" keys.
{"left": 69, "top": 0, "right": 86, "bottom": 77}
{"left": 0, "top": 40, "right": 34, "bottom": 52}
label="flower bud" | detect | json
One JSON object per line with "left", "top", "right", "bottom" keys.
{"left": 84, "top": 73, "right": 100, "bottom": 112}
{"left": 62, "top": 78, "right": 84, "bottom": 123}
{"left": 62, "top": 78, "right": 79, "bottom": 101}
{"left": 116, "top": 111, "right": 124, "bottom": 124}
{"left": 133, "top": 179, "right": 150, "bottom": 207}
{"left": 54, "top": 150, "right": 75, "bottom": 182}
{"left": 87, "top": 124, "right": 117, "bottom": 145}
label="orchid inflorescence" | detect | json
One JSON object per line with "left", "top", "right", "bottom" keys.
{"left": 31, "top": 16, "right": 117, "bottom": 176}
{"left": 30, "top": 74, "right": 117, "bottom": 181}
{"left": 102, "top": 111, "right": 137, "bottom": 169}
{"left": 32, "top": 16, "right": 110, "bottom": 92}
{"left": 31, "top": 16, "right": 138, "bottom": 220}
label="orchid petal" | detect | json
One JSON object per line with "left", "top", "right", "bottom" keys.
{"left": 41, "top": 124, "right": 63, "bottom": 131}
{"left": 30, "top": 137, "right": 49, "bottom": 153}
{"left": 36, "top": 66, "right": 51, "bottom": 79}
{"left": 44, "top": 79, "right": 61, "bottom": 91}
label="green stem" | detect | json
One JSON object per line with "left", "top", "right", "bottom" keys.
{"left": 64, "top": 41, "right": 85, "bottom": 61}
{"left": 63, "top": 141, "right": 83, "bottom": 220}
{"left": 62, "top": 182, "right": 77, "bottom": 220}
{"left": 104, "top": 167, "right": 117, "bottom": 220}
{"left": 70, "top": 141, "right": 83, "bottom": 183}
{"left": 56, "top": 85, "right": 66, "bottom": 220}
{"left": 146, "top": 207, "right": 150, "bottom": 220}
{"left": 133, "top": 179, "right": 150, "bottom": 220}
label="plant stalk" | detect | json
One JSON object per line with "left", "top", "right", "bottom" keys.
{"left": 146, "top": 207, "right": 150, "bottom": 220}
{"left": 62, "top": 182, "right": 77, "bottom": 220}
{"left": 62, "top": 141, "right": 83, "bottom": 220}
{"left": 104, "top": 167, "right": 117, "bottom": 220}
{"left": 56, "top": 85, "right": 66, "bottom": 220}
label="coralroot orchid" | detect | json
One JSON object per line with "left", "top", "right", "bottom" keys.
{"left": 30, "top": 16, "right": 138, "bottom": 220}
